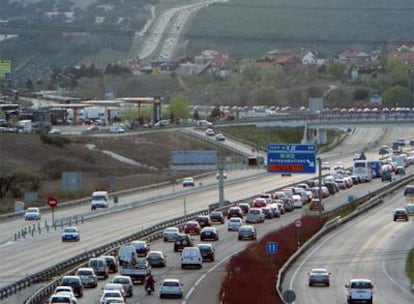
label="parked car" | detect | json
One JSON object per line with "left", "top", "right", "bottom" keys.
{"left": 200, "top": 226, "right": 219, "bottom": 241}
{"left": 308, "top": 268, "right": 331, "bottom": 286}
{"left": 111, "top": 275, "right": 133, "bottom": 297}
{"left": 182, "top": 177, "right": 195, "bottom": 187}
{"left": 215, "top": 133, "right": 226, "bottom": 141}
{"left": 163, "top": 226, "right": 180, "bottom": 242}
{"left": 205, "top": 128, "right": 215, "bottom": 136}
{"left": 238, "top": 225, "right": 257, "bottom": 240}
{"left": 209, "top": 211, "right": 225, "bottom": 224}
{"left": 24, "top": 207, "right": 41, "bottom": 220}
{"left": 174, "top": 233, "right": 194, "bottom": 252}
{"left": 61, "top": 227, "right": 80, "bottom": 242}
{"left": 130, "top": 240, "right": 151, "bottom": 257}
{"left": 75, "top": 267, "right": 98, "bottom": 288}
{"left": 197, "top": 243, "right": 216, "bottom": 261}
{"left": 183, "top": 220, "right": 202, "bottom": 235}
{"left": 146, "top": 250, "right": 167, "bottom": 267}
{"left": 393, "top": 208, "right": 409, "bottom": 221}
{"left": 110, "top": 125, "right": 125, "bottom": 133}
{"left": 60, "top": 276, "right": 83, "bottom": 297}
{"left": 159, "top": 278, "right": 183, "bottom": 299}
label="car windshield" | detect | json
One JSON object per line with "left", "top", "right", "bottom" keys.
{"left": 163, "top": 281, "right": 179, "bottom": 287}
{"left": 64, "top": 228, "right": 77, "bottom": 233}
{"left": 350, "top": 281, "right": 372, "bottom": 289}
{"left": 77, "top": 270, "right": 92, "bottom": 275}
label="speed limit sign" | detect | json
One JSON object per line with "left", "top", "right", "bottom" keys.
{"left": 294, "top": 219, "right": 302, "bottom": 228}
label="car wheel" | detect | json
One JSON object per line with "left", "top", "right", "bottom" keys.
{"left": 309, "top": 282, "right": 312, "bottom": 287}
{"left": 326, "top": 282, "right": 330, "bottom": 287}
{"left": 238, "top": 237, "right": 241, "bottom": 240}
{"left": 160, "top": 294, "right": 164, "bottom": 299}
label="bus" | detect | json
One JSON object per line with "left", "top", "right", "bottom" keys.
{"left": 352, "top": 160, "right": 372, "bottom": 182}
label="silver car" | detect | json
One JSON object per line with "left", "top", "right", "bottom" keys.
{"left": 238, "top": 225, "right": 257, "bottom": 240}
{"left": 159, "top": 278, "right": 183, "bottom": 298}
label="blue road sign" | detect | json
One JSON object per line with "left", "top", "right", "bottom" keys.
{"left": 267, "top": 144, "right": 316, "bottom": 174}
{"left": 266, "top": 241, "right": 278, "bottom": 254}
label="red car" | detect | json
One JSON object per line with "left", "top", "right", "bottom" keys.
{"left": 252, "top": 198, "right": 267, "bottom": 208}
{"left": 183, "top": 221, "right": 202, "bottom": 235}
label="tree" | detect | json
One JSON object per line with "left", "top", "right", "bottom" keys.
{"left": 327, "top": 63, "right": 346, "bottom": 80}
{"left": 382, "top": 85, "right": 412, "bottom": 107}
{"left": 169, "top": 96, "right": 190, "bottom": 121}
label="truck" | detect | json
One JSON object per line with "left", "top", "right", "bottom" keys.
{"left": 118, "top": 245, "right": 151, "bottom": 284}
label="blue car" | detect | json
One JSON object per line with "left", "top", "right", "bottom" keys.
{"left": 61, "top": 227, "right": 80, "bottom": 242}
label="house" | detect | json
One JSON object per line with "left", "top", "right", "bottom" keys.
{"left": 384, "top": 51, "right": 414, "bottom": 66}
{"left": 335, "top": 49, "right": 371, "bottom": 64}
{"left": 301, "top": 52, "right": 326, "bottom": 66}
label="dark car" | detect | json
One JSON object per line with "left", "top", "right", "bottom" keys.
{"left": 381, "top": 170, "right": 392, "bottom": 182}
{"left": 197, "top": 243, "right": 215, "bottom": 262}
{"left": 324, "top": 182, "right": 338, "bottom": 195}
{"left": 238, "top": 203, "right": 250, "bottom": 214}
{"left": 60, "top": 275, "right": 84, "bottom": 297}
{"left": 174, "top": 233, "right": 194, "bottom": 252}
{"left": 238, "top": 225, "right": 257, "bottom": 240}
{"left": 130, "top": 240, "right": 150, "bottom": 257}
{"left": 101, "top": 255, "right": 118, "bottom": 273}
{"left": 200, "top": 226, "right": 219, "bottom": 241}
{"left": 227, "top": 206, "right": 243, "bottom": 219}
{"left": 146, "top": 250, "right": 167, "bottom": 267}
{"left": 393, "top": 208, "right": 409, "bottom": 221}
{"left": 195, "top": 215, "right": 212, "bottom": 228}
{"left": 209, "top": 211, "right": 225, "bottom": 224}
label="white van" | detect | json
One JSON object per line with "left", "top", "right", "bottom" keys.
{"left": 91, "top": 191, "right": 109, "bottom": 210}
{"left": 181, "top": 247, "right": 202, "bottom": 269}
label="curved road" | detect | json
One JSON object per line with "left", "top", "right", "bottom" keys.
{"left": 282, "top": 189, "right": 414, "bottom": 304}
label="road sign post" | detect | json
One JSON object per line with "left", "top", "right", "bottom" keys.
{"left": 267, "top": 144, "right": 316, "bottom": 174}
{"left": 47, "top": 196, "right": 58, "bottom": 225}
{"left": 266, "top": 241, "right": 278, "bottom": 255}
{"left": 294, "top": 219, "right": 302, "bottom": 248}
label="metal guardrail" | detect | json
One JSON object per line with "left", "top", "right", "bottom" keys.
{"left": 275, "top": 174, "right": 414, "bottom": 303}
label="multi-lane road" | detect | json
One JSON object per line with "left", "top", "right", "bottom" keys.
{"left": 1, "top": 125, "right": 413, "bottom": 303}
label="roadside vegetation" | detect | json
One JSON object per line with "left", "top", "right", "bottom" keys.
{"left": 407, "top": 249, "right": 414, "bottom": 285}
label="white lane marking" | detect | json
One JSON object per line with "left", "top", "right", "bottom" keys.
{"left": 183, "top": 248, "right": 244, "bottom": 304}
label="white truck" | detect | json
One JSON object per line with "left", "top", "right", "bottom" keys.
{"left": 118, "top": 245, "right": 151, "bottom": 284}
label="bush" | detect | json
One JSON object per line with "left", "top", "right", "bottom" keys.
{"left": 219, "top": 216, "right": 325, "bottom": 303}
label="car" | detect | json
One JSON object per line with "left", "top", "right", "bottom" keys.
{"left": 308, "top": 268, "right": 331, "bottom": 286}
{"left": 205, "top": 128, "right": 215, "bottom": 136}
{"left": 195, "top": 215, "right": 212, "bottom": 227}
{"left": 53, "top": 286, "right": 75, "bottom": 297}
{"left": 102, "top": 255, "right": 118, "bottom": 273}
{"left": 174, "top": 233, "right": 194, "bottom": 252}
{"left": 99, "top": 290, "right": 125, "bottom": 304}
{"left": 209, "top": 211, "right": 225, "bottom": 224}
{"left": 60, "top": 275, "right": 83, "bottom": 297}
{"left": 103, "top": 283, "right": 126, "bottom": 298}
{"left": 130, "top": 240, "right": 150, "bottom": 257}
{"left": 405, "top": 203, "right": 414, "bottom": 216}
{"left": 61, "top": 226, "right": 80, "bottom": 242}
{"left": 215, "top": 133, "right": 226, "bottom": 141}
{"left": 180, "top": 247, "right": 203, "bottom": 269}
{"left": 395, "top": 166, "right": 405, "bottom": 175}
{"left": 393, "top": 208, "right": 409, "bottom": 221}
{"left": 85, "top": 125, "right": 100, "bottom": 133}
{"left": 111, "top": 275, "right": 133, "bottom": 297}
{"left": 197, "top": 243, "right": 216, "bottom": 261}
{"left": 261, "top": 206, "right": 274, "bottom": 219}
{"left": 309, "top": 198, "right": 325, "bottom": 211}
{"left": 163, "top": 226, "right": 180, "bottom": 242}
{"left": 227, "top": 206, "right": 243, "bottom": 219}
{"left": 75, "top": 267, "right": 98, "bottom": 288}
{"left": 333, "top": 162, "right": 345, "bottom": 170}
{"left": 238, "top": 225, "right": 257, "bottom": 240}
{"left": 200, "top": 226, "right": 219, "bottom": 241}
{"left": 182, "top": 177, "right": 195, "bottom": 187}
{"left": 381, "top": 170, "right": 392, "bottom": 182}
{"left": 321, "top": 162, "right": 331, "bottom": 170}
{"left": 159, "top": 278, "right": 183, "bottom": 298}
{"left": 48, "top": 128, "right": 61, "bottom": 134}
{"left": 238, "top": 203, "right": 250, "bottom": 214}
{"left": 228, "top": 217, "right": 243, "bottom": 231}
{"left": 345, "top": 279, "right": 374, "bottom": 304}
{"left": 48, "top": 293, "right": 76, "bottom": 304}
{"left": 183, "top": 220, "right": 202, "bottom": 235}
{"left": 146, "top": 250, "right": 167, "bottom": 267}
{"left": 246, "top": 208, "right": 265, "bottom": 223}
{"left": 252, "top": 197, "right": 267, "bottom": 208}
{"left": 88, "top": 257, "right": 109, "bottom": 279}
{"left": 110, "top": 125, "right": 125, "bottom": 133}
{"left": 102, "top": 298, "right": 126, "bottom": 304}
{"left": 24, "top": 207, "right": 41, "bottom": 220}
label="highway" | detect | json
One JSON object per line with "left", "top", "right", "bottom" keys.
{"left": 282, "top": 189, "right": 414, "bottom": 304}
{"left": 1, "top": 125, "right": 413, "bottom": 303}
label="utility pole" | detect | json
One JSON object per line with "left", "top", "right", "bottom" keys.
{"left": 218, "top": 158, "right": 225, "bottom": 207}
{"left": 317, "top": 157, "right": 323, "bottom": 217}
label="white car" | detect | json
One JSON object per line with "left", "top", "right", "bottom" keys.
{"left": 61, "top": 226, "right": 80, "bottom": 242}
{"left": 48, "top": 293, "right": 77, "bottom": 304}
{"left": 102, "top": 283, "right": 125, "bottom": 298}
{"left": 182, "top": 177, "right": 195, "bottom": 187}
{"left": 227, "top": 217, "right": 243, "bottom": 231}
{"left": 205, "top": 128, "right": 215, "bottom": 136}
{"left": 159, "top": 278, "right": 184, "bottom": 298}
{"left": 333, "top": 162, "right": 345, "bottom": 170}
{"left": 110, "top": 125, "right": 125, "bottom": 133}
{"left": 345, "top": 279, "right": 374, "bottom": 304}
{"left": 24, "top": 207, "right": 41, "bottom": 220}
{"left": 321, "top": 162, "right": 331, "bottom": 170}
{"left": 100, "top": 290, "right": 125, "bottom": 304}
{"left": 163, "top": 227, "right": 180, "bottom": 242}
